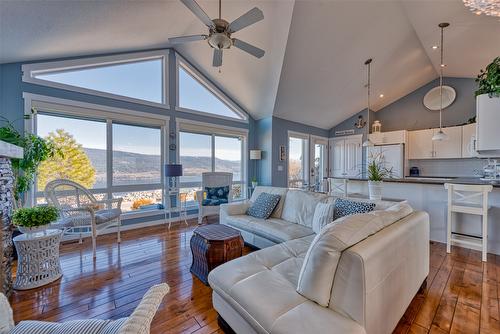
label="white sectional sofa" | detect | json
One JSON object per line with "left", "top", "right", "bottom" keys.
{"left": 211, "top": 186, "right": 430, "bottom": 334}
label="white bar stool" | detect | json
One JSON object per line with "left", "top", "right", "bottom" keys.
{"left": 444, "top": 183, "right": 493, "bottom": 262}
{"left": 328, "top": 178, "right": 348, "bottom": 197}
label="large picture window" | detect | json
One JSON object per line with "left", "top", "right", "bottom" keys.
{"left": 33, "top": 101, "right": 166, "bottom": 215}
{"left": 178, "top": 125, "right": 246, "bottom": 206}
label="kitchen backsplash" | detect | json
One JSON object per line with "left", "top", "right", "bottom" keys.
{"left": 408, "top": 158, "right": 487, "bottom": 177}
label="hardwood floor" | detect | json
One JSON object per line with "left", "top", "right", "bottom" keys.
{"left": 9, "top": 217, "right": 500, "bottom": 334}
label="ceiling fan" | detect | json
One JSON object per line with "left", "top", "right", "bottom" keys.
{"left": 169, "top": 0, "right": 265, "bottom": 67}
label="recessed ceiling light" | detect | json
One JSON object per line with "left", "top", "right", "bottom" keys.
{"left": 379, "top": 94, "right": 384, "bottom": 98}
{"left": 440, "top": 64, "right": 446, "bottom": 67}
{"left": 432, "top": 45, "right": 438, "bottom": 50}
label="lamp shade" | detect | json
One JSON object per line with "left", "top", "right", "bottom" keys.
{"left": 165, "top": 164, "right": 183, "bottom": 177}
{"left": 249, "top": 150, "right": 262, "bottom": 160}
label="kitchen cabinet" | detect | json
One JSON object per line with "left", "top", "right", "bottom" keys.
{"left": 462, "top": 123, "right": 477, "bottom": 158}
{"left": 476, "top": 94, "right": 500, "bottom": 152}
{"left": 329, "top": 135, "right": 362, "bottom": 177}
{"left": 409, "top": 129, "right": 434, "bottom": 159}
{"left": 369, "top": 130, "right": 407, "bottom": 145}
{"left": 408, "top": 126, "right": 462, "bottom": 159}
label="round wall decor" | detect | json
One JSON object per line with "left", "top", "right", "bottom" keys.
{"left": 423, "top": 85, "right": 456, "bottom": 111}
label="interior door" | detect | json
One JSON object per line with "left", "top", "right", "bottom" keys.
{"left": 331, "top": 139, "right": 345, "bottom": 177}
{"left": 310, "top": 137, "right": 328, "bottom": 191}
{"left": 344, "top": 138, "right": 362, "bottom": 177}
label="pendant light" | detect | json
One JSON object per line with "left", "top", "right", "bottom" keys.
{"left": 362, "top": 58, "right": 374, "bottom": 147}
{"left": 432, "top": 23, "right": 449, "bottom": 142}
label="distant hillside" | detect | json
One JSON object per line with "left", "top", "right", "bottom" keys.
{"left": 83, "top": 148, "right": 240, "bottom": 185}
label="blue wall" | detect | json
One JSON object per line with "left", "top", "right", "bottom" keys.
{"left": 254, "top": 117, "right": 273, "bottom": 186}
{"left": 0, "top": 49, "right": 255, "bottom": 223}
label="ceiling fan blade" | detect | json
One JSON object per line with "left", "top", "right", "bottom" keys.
{"left": 180, "top": 0, "right": 215, "bottom": 28}
{"left": 169, "top": 34, "right": 207, "bottom": 44}
{"left": 232, "top": 39, "right": 265, "bottom": 58}
{"left": 228, "top": 7, "right": 264, "bottom": 33}
{"left": 213, "top": 49, "right": 223, "bottom": 67}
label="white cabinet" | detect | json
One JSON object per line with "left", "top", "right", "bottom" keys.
{"left": 369, "top": 130, "right": 407, "bottom": 145}
{"left": 409, "top": 129, "right": 434, "bottom": 159}
{"left": 476, "top": 94, "right": 500, "bottom": 152}
{"left": 462, "top": 123, "right": 477, "bottom": 158}
{"left": 408, "top": 127, "right": 462, "bottom": 159}
{"left": 329, "top": 135, "right": 362, "bottom": 177}
{"left": 433, "top": 126, "right": 462, "bottom": 158}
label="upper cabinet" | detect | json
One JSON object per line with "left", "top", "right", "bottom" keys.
{"left": 408, "top": 126, "right": 462, "bottom": 159}
{"left": 462, "top": 123, "right": 477, "bottom": 158}
{"left": 369, "top": 130, "right": 407, "bottom": 145}
{"left": 408, "top": 129, "right": 434, "bottom": 159}
{"left": 476, "top": 94, "right": 500, "bottom": 153}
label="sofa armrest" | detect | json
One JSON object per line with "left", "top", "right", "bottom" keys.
{"left": 0, "top": 293, "right": 14, "bottom": 333}
{"left": 220, "top": 201, "right": 251, "bottom": 217}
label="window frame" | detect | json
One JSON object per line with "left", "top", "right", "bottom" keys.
{"left": 176, "top": 118, "right": 248, "bottom": 207}
{"left": 22, "top": 50, "right": 170, "bottom": 108}
{"left": 175, "top": 54, "right": 248, "bottom": 123}
{"left": 287, "top": 131, "right": 310, "bottom": 189}
{"left": 23, "top": 93, "right": 169, "bottom": 219}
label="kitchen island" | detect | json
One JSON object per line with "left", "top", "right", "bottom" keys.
{"left": 333, "top": 177, "right": 500, "bottom": 255}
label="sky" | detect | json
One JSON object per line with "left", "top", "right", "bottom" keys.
{"left": 35, "top": 59, "right": 243, "bottom": 160}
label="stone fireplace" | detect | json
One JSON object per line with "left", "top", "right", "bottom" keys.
{"left": 0, "top": 140, "right": 23, "bottom": 297}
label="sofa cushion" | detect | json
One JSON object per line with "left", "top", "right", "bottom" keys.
{"left": 225, "top": 215, "right": 314, "bottom": 243}
{"left": 333, "top": 198, "right": 376, "bottom": 221}
{"left": 281, "top": 190, "right": 328, "bottom": 227}
{"left": 250, "top": 186, "right": 288, "bottom": 218}
{"left": 95, "top": 208, "right": 121, "bottom": 224}
{"left": 247, "top": 193, "right": 281, "bottom": 219}
{"left": 296, "top": 203, "right": 414, "bottom": 307}
{"left": 312, "top": 202, "right": 335, "bottom": 234}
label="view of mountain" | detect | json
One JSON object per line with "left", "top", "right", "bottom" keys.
{"left": 83, "top": 148, "right": 241, "bottom": 186}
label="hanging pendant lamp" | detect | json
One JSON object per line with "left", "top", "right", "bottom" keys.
{"left": 362, "top": 58, "right": 374, "bottom": 147}
{"left": 432, "top": 23, "right": 449, "bottom": 142}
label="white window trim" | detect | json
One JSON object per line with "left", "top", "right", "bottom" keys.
{"left": 176, "top": 118, "right": 248, "bottom": 201}
{"left": 22, "top": 50, "right": 170, "bottom": 109}
{"left": 175, "top": 53, "right": 248, "bottom": 123}
{"left": 23, "top": 93, "right": 169, "bottom": 219}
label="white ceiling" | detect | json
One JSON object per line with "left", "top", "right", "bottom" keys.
{"left": 1, "top": 0, "right": 499, "bottom": 129}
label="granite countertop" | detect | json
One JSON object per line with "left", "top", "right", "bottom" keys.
{"left": 326, "top": 176, "right": 500, "bottom": 187}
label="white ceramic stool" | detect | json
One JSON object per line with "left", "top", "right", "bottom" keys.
{"left": 13, "top": 229, "right": 63, "bottom": 290}
{"left": 444, "top": 183, "right": 493, "bottom": 262}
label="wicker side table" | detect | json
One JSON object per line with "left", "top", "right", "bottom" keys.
{"left": 190, "top": 224, "right": 243, "bottom": 285}
{"left": 13, "top": 229, "right": 63, "bottom": 290}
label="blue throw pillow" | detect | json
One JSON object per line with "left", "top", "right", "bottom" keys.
{"left": 246, "top": 193, "right": 281, "bottom": 219}
{"left": 202, "top": 186, "right": 230, "bottom": 206}
{"left": 333, "top": 198, "right": 376, "bottom": 221}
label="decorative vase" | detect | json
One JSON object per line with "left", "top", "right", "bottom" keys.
{"left": 368, "top": 180, "right": 383, "bottom": 200}
{"left": 17, "top": 224, "right": 50, "bottom": 235}
{"left": 252, "top": 181, "right": 258, "bottom": 188}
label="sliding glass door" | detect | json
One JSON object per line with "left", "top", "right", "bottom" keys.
{"left": 288, "top": 133, "right": 309, "bottom": 188}
{"left": 310, "top": 136, "right": 328, "bottom": 192}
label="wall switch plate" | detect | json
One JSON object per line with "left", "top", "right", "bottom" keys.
{"left": 277, "top": 165, "right": 284, "bottom": 172}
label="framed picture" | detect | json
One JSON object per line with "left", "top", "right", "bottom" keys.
{"left": 279, "top": 145, "right": 286, "bottom": 161}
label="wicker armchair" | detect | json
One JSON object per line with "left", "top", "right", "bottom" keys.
{"left": 0, "top": 283, "right": 169, "bottom": 334}
{"left": 196, "top": 172, "right": 233, "bottom": 225}
{"left": 44, "top": 179, "right": 123, "bottom": 259}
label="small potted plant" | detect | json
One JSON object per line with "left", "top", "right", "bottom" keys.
{"left": 251, "top": 176, "right": 258, "bottom": 188}
{"left": 366, "top": 152, "right": 393, "bottom": 200}
{"left": 12, "top": 206, "right": 59, "bottom": 234}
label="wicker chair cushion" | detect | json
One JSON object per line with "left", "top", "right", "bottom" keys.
{"left": 95, "top": 208, "right": 122, "bottom": 224}
{"left": 9, "top": 318, "right": 126, "bottom": 334}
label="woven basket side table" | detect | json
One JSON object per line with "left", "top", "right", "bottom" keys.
{"left": 190, "top": 224, "right": 243, "bottom": 285}
{"left": 13, "top": 229, "right": 63, "bottom": 290}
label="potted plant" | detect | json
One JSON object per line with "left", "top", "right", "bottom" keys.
{"left": 12, "top": 206, "right": 59, "bottom": 234}
{"left": 251, "top": 176, "right": 258, "bottom": 188}
{"left": 366, "top": 152, "right": 393, "bottom": 200}
{"left": 475, "top": 56, "right": 500, "bottom": 98}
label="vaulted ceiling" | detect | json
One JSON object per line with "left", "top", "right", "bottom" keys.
{"left": 1, "top": 0, "right": 499, "bottom": 129}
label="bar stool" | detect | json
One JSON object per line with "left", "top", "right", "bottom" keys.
{"left": 444, "top": 183, "right": 493, "bottom": 262}
{"left": 328, "top": 178, "right": 348, "bottom": 197}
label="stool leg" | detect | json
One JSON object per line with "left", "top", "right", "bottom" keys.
{"left": 446, "top": 204, "right": 452, "bottom": 254}
{"left": 482, "top": 212, "right": 488, "bottom": 262}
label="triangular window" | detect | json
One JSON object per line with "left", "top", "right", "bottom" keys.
{"left": 178, "top": 65, "right": 245, "bottom": 120}
{"left": 26, "top": 54, "right": 165, "bottom": 104}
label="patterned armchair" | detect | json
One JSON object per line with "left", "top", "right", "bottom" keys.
{"left": 196, "top": 172, "right": 233, "bottom": 225}
{"left": 0, "top": 283, "right": 169, "bottom": 334}
{"left": 44, "top": 179, "right": 122, "bottom": 259}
